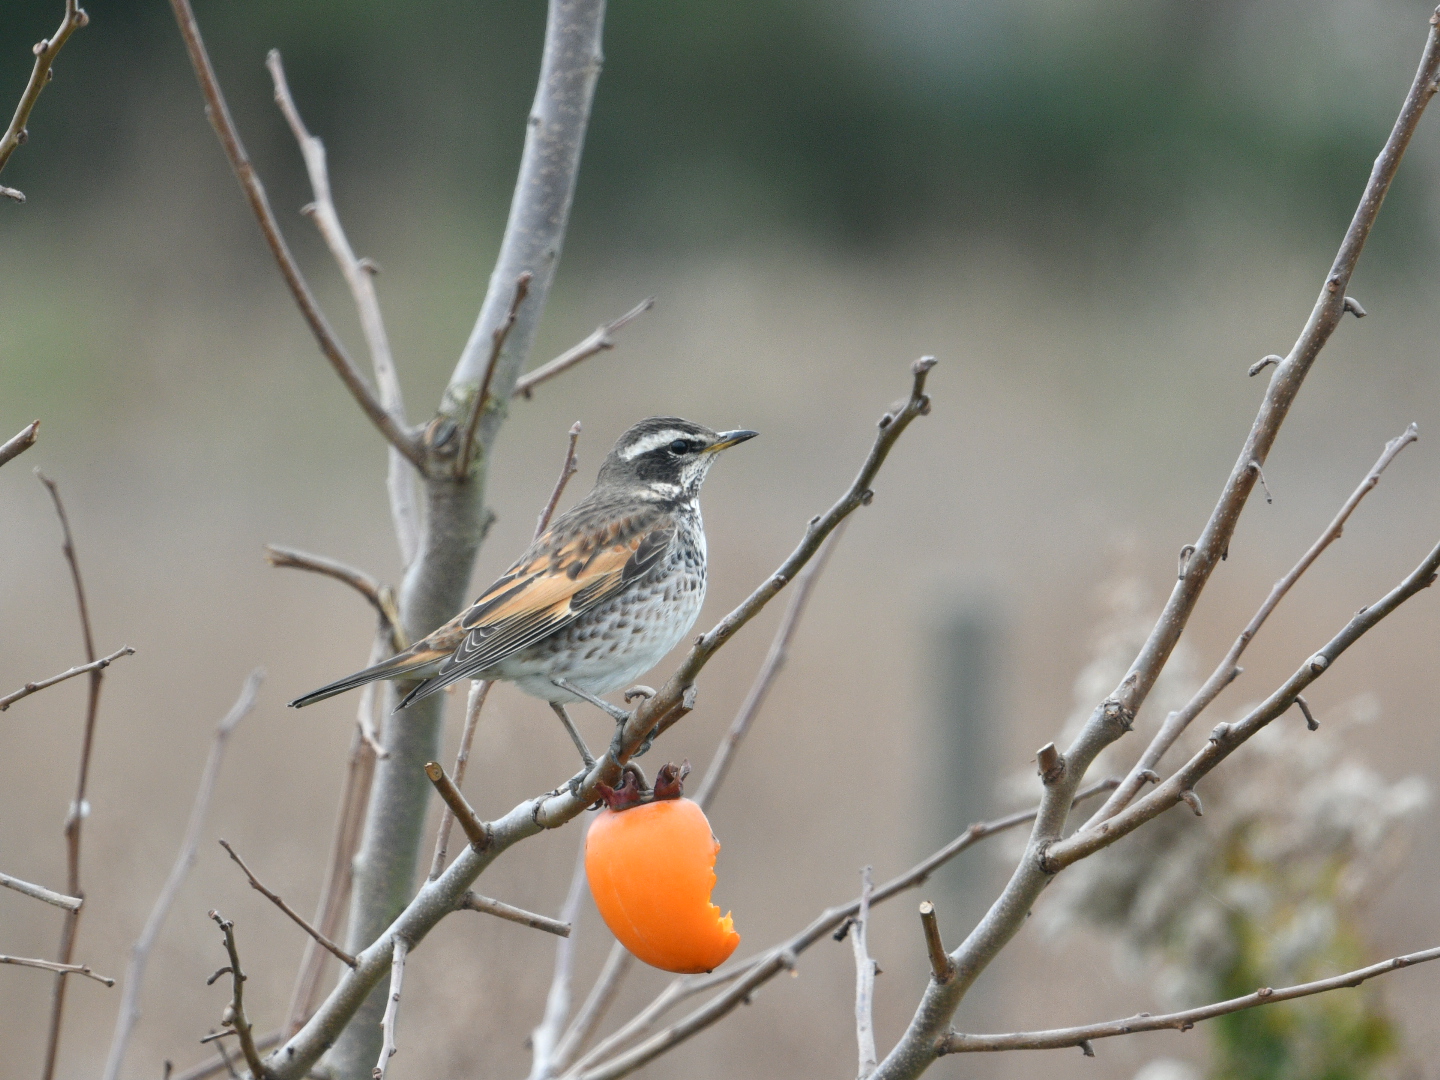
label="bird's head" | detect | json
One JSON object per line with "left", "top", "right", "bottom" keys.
{"left": 597, "top": 417, "right": 758, "bottom": 502}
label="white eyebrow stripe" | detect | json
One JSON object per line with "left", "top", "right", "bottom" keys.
{"left": 619, "top": 429, "right": 691, "bottom": 461}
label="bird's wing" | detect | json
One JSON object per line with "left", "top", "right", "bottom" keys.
{"left": 396, "top": 509, "right": 675, "bottom": 708}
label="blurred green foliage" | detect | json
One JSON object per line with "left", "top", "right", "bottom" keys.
{"left": 1, "top": 0, "right": 1436, "bottom": 256}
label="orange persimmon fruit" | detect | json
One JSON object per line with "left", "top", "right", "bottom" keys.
{"left": 585, "top": 796, "right": 740, "bottom": 973}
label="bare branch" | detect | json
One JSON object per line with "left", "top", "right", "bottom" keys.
{"left": 208, "top": 912, "right": 271, "bottom": 1079}
{"left": 853, "top": 867, "right": 878, "bottom": 1079}
{"left": 0, "top": 954, "right": 112, "bottom": 985}
{"left": 560, "top": 781, "right": 1118, "bottom": 1080}
{"left": 164, "top": 0, "right": 424, "bottom": 469}
{"left": 219, "top": 840, "right": 357, "bottom": 968}
{"left": 423, "top": 762, "right": 491, "bottom": 850}
{"left": 1091, "top": 423, "right": 1419, "bottom": 825}
{"left": 0, "top": 0, "right": 88, "bottom": 195}
{"left": 536, "top": 422, "right": 583, "bottom": 539}
{"left": 169, "top": 1033, "right": 284, "bottom": 1080}
{"left": 456, "top": 892, "right": 571, "bottom": 937}
{"left": 529, "top": 839, "right": 591, "bottom": 1080}
{"left": 427, "top": 680, "right": 492, "bottom": 879}
{"left": 264, "top": 545, "right": 405, "bottom": 651}
{"left": 372, "top": 938, "right": 407, "bottom": 1080}
{"left": 455, "top": 272, "right": 531, "bottom": 480}
{"left": 36, "top": 469, "right": 108, "bottom": 1080}
{"left": 873, "top": 19, "right": 1440, "bottom": 1077}
{"left": 917, "top": 903, "right": 953, "bottom": 985}
{"left": 0, "top": 420, "right": 39, "bottom": 466}
{"left": 514, "top": 298, "right": 655, "bottom": 399}
{"left": 551, "top": 945, "right": 633, "bottom": 1075}
{"left": 0, "top": 871, "right": 82, "bottom": 911}
{"left": 1052, "top": 533, "right": 1440, "bottom": 869}
{"left": 938, "top": 943, "right": 1440, "bottom": 1055}
{"left": 102, "top": 671, "right": 263, "bottom": 1080}
{"left": 0, "top": 646, "right": 135, "bottom": 712}
{"left": 264, "top": 49, "right": 419, "bottom": 559}
{"left": 264, "top": 361, "right": 937, "bottom": 1080}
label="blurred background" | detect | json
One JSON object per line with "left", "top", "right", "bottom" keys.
{"left": 3, "top": 0, "right": 1440, "bottom": 1077}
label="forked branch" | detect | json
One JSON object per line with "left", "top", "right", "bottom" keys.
{"left": 264, "top": 545, "right": 405, "bottom": 650}
{"left": 937, "top": 943, "right": 1440, "bottom": 1055}
{"left": 218, "top": 841, "right": 357, "bottom": 968}
{"left": 207, "top": 912, "right": 271, "bottom": 1079}
{"left": 514, "top": 298, "right": 655, "bottom": 399}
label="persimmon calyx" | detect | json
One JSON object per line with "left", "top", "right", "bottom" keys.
{"left": 596, "top": 760, "right": 691, "bottom": 810}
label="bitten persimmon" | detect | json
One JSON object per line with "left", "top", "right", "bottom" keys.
{"left": 585, "top": 794, "right": 740, "bottom": 974}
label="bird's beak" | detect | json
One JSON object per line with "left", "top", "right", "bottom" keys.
{"left": 705, "top": 429, "right": 759, "bottom": 454}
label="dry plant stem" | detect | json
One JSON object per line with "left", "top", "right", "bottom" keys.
{"left": 853, "top": 867, "right": 878, "bottom": 1078}
{"left": 0, "top": 871, "right": 81, "bottom": 911}
{"left": 514, "top": 298, "right": 655, "bottom": 398}
{"left": 558, "top": 781, "right": 1118, "bottom": 1080}
{"left": 372, "top": 939, "right": 407, "bottom": 1080}
{"left": 1090, "top": 421, "right": 1420, "bottom": 826}
{"left": 219, "top": 841, "right": 357, "bottom": 968}
{"left": 457, "top": 892, "right": 571, "bottom": 937}
{"left": 209, "top": 912, "right": 271, "bottom": 1079}
{"left": 0, "top": 645, "right": 134, "bottom": 711}
{"left": 694, "top": 524, "right": 844, "bottom": 809}
{"left": 0, "top": 954, "right": 112, "bottom": 985}
{"left": 0, "top": 0, "right": 87, "bottom": 187}
{"left": 456, "top": 273, "right": 532, "bottom": 479}
{"left": 265, "top": 50, "right": 418, "bottom": 560}
{"left": 872, "top": 20, "right": 1440, "bottom": 1080}
{"left": 537, "top": 422, "right": 583, "bottom": 539}
{"left": 36, "top": 469, "right": 106, "bottom": 1080}
{"left": 264, "top": 546, "right": 405, "bottom": 650}
{"left": 938, "top": 943, "right": 1440, "bottom": 1054}
{"left": 101, "top": 672, "right": 263, "bottom": 1080}
{"left": 0, "top": 420, "right": 39, "bottom": 466}
{"left": 529, "top": 839, "right": 591, "bottom": 1080}
{"left": 427, "top": 680, "right": 493, "bottom": 879}
{"left": 1052, "top": 534, "right": 1440, "bottom": 867}
{"left": 262, "top": 362, "right": 932, "bottom": 1080}
{"left": 165, "top": 0, "right": 421, "bottom": 469}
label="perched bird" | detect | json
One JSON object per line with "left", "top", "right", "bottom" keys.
{"left": 290, "top": 417, "right": 757, "bottom": 768}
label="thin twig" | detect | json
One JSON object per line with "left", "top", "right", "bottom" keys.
{"left": 1090, "top": 422, "right": 1418, "bottom": 826}
{"left": 36, "top": 469, "right": 106, "bottom": 1080}
{"left": 514, "top": 298, "right": 655, "bottom": 399}
{"left": 0, "top": 646, "right": 135, "bottom": 712}
{"left": 218, "top": 840, "right": 357, "bottom": 968}
{"left": 0, "top": 871, "right": 81, "bottom": 911}
{"left": 536, "top": 422, "right": 583, "bottom": 539}
{"left": 873, "top": 21, "right": 1440, "bottom": 1076}
{"left": 428, "top": 680, "right": 492, "bottom": 878}
{"left": 918, "top": 903, "right": 953, "bottom": 984}
{"left": 207, "top": 912, "right": 271, "bottom": 1079}
{"left": 164, "top": 0, "right": 424, "bottom": 469}
{"left": 0, "top": 0, "right": 88, "bottom": 193}
{"left": 529, "top": 837, "right": 591, "bottom": 1080}
{"left": 0, "top": 954, "right": 112, "bottom": 985}
{"left": 456, "top": 272, "right": 531, "bottom": 479}
{"left": 457, "top": 892, "right": 572, "bottom": 937}
{"left": 264, "top": 49, "right": 419, "bottom": 559}
{"left": 853, "top": 867, "right": 878, "bottom": 1079}
{"left": 937, "top": 943, "right": 1440, "bottom": 1054}
{"left": 0, "top": 420, "right": 39, "bottom": 466}
{"left": 551, "top": 945, "right": 633, "bottom": 1076}
{"left": 424, "top": 762, "right": 491, "bottom": 850}
{"left": 695, "top": 523, "right": 845, "bottom": 809}
{"left": 559, "top": 781, "right": 1118, "bottom": 1080}
{"left": 102, "top": 671, "right": 263, "bottom": 1080}
{"left": 170, "top": 1034, "right": 284, "bottom": 1080}
{"left": 373, "top": 938, "right": 407, "bottom": 1080}
{"left": 264, "top": 545, "right": 405, "bottom": 651}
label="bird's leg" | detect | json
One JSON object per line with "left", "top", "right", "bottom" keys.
{"left": 549, "top": 701, "right": 596, "bottom": 772}
{"left": 551, "top": 678, "right": 632, "bottom": 723}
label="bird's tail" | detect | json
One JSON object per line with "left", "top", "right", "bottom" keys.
{"left": 289, "top": 646, "right": 450, "bottom": 709}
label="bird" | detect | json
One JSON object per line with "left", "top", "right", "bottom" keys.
{"left": 289, "top": 417, "right": 757, "bottom": 770}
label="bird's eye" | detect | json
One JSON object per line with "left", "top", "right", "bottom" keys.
{"left": 669, "top": 439, "right": 692, "bottom": 454}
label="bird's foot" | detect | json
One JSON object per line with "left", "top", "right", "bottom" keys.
{"left": 566, "top": 767, "right": 591, "bottom": 798}
{"left": 623, "top": 684, "right": 655, "bottom": 703}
